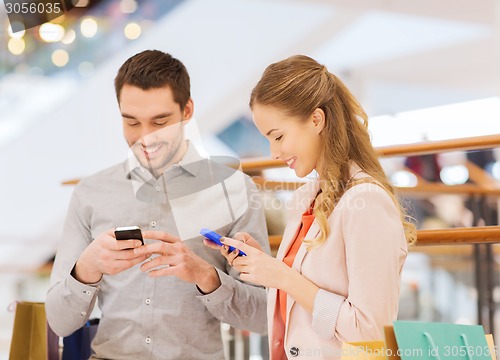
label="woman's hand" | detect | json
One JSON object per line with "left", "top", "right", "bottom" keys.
{"left": 203, "top": 231, "right": 262, "bottom": 265}
{"left": 216, "top": 235, "right": 292, "bottom": 290}
{"left": 206, "top": 232, "right": 320, "bottom": 314}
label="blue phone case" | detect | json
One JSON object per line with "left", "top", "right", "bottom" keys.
{"left": 200, "top": 228, "right": 247, "bottom": 256}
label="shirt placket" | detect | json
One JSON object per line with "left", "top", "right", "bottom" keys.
{"left": 141, "top": 178, "right": 165, "bottom": 353}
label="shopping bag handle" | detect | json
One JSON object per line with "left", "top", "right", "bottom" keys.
{"left": 7, "top": 301, "right": 18, "bottom": 312}
{"left": 460, "top": 333, "right": 473, "bottom": 360}
{"left": 423, "top": 332, "right": 442, "bottom": 360}
{"left": 423, "top": 332, "right": 474, "bottom": 360}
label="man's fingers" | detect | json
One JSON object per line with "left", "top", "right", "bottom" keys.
{"left": 109, "top": 255, "right": 149, "bottom": 273}
{"left": 140, "top": 254, "right": 174, "bottom": 272}
{"left": 142, "top": 230, "right": 180, "bottom": 243}
{"left": 133, "top": 242, "right": 172, "bottom": 256}
{"left": 114, "top": 248, "right": 148, "bottom": 260}
{"left": 115, "top": 239, "right": 143, "bottom": 251}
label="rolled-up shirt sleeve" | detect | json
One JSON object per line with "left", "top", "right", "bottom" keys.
{"left": 311, "top": 289, "right": 345, "bottom": 339}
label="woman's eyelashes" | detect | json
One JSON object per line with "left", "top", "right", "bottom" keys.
{"left": 275, "top": 135, "right": 283, "bottom": 141}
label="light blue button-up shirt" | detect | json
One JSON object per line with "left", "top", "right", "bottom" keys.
{"left": 46, "top": 141, "right": 269, "bottom": 359}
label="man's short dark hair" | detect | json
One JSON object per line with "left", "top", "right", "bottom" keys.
{"left": 114, "top": 50, "right": 191, "bottom": 109}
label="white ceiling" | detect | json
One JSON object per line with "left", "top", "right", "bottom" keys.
{"left": 1, "top": 0, "right": 499, "bottom": 270}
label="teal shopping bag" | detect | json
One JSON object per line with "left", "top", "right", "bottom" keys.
{"left": 393, "top": 321, "right": 492, "bottom": 360}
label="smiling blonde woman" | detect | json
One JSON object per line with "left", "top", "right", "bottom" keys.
{"left": 212, "top": 55, "right": 416, "bottom": 360}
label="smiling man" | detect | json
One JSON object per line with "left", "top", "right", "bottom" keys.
{"left": 122, "top": 85, "right": 190, "bottom": 175}
{"left": 46, "top": 50, "right": 269, "bottom": 360}
{"left": 119, "top": 72, "right": 192, "bottom": 178}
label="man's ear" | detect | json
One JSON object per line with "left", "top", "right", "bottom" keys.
{"left": 183, "top": 98, "right": 194, "bottom": 122}
{"left": 311, "top": 108, "right": 326, "bottom": 134}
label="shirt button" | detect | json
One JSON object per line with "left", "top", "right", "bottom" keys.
{"left": 145, "top": 298, "right": 151, "bottom": 305}
{"left": 202, "top": 299, "right": 209, "bottom": 302}
{"left": 155, "top": 185, "right": 161, "bottom": 191}
{"left": 146, "top": 337, "right": 151, "bottom": 344}
{"left": 151, "top": 221, "right": 157, "bottom": 227}
{"left": 84, "top": 290, "right": 91, "bottom": 295}
{"left": 80, "top": 311, "right": 86, "bottom": 317}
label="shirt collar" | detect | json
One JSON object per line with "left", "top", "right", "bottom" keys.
{"left": 176, "top": 140, "right": 207, "bottom": 177}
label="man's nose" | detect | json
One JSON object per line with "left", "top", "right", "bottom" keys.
{"left": 139, "top": 126, "right": 159, "bottom": 144}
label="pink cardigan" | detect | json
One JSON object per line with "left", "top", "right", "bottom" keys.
{"left": 268, "top": 169, "right": 408, "bottom": 359}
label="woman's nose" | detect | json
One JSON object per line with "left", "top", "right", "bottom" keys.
{"left": 270, "top": 144, "right": 281, "bottom": 161}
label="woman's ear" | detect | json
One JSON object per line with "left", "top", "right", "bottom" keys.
{"left": 311, "top": 108, "right": 326, "bottom": 134}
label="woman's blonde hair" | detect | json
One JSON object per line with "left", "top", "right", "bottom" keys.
{"left": 250, "top": 55, "right": 416, "bottom": 248}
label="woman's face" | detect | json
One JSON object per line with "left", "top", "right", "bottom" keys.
{"left": 252, "top": 103, "right": 325, "bottom": 178}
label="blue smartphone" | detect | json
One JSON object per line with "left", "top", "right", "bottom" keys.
{"left": 200, "top": 228, "right": 247, "bottom": 256}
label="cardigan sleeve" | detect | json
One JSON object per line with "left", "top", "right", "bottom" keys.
{"left": 311, "top": 182, "right": 407, "bottom": 341}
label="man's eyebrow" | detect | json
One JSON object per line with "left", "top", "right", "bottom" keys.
{"left": 152, "top": 112, "right": 172, "bottom": 120}
{"left": 121, "top": 112, "right": 173, "bottom": 120}
{"left": 121, "top": 113, "right": 136, "bottom": 119}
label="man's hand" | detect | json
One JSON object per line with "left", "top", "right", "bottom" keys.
{"left": 134, "top": 230, "right": 221, "bottom": 294}
{"left": 74, "top": 229, "right": 148, "bottom": 284}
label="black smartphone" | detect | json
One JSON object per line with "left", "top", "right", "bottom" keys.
{"left": 114, "top": 226, "right": 144, "bottom": 245}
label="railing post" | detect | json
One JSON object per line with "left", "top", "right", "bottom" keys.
{"left": 469, "top": 194, "right": 497, "bottom": 334}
